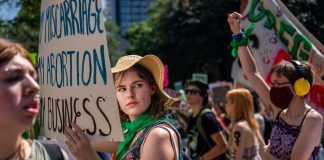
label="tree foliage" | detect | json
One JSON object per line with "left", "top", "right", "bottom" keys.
{"left": 0, "top": 0, "right": 121, "bottom": 65}
{"left": 105, "top": 21, "right": 124, "bottom": 66}
{"left": 1, "top": 0, "right": 322, "bottom": 85}
{"left": 0, "top": 0, "right": 40, "bottom": 52}
{"left": 282, "top": 0, "right": 324, "bottom": 44}
{"left": 126, "top": 0, "right": 324, "bottom": 86}
{"left": 126, "top": 0, "right": 240, "bottom": 85}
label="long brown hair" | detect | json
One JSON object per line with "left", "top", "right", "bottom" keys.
{"left": 113, "top": 64, "right": 167, "bottom": 122}
{"left": 0, "top": 39, "right": 35, "bottom": 139}
{"left": 226, "top": 88, "right": 259, "bottom": 134}
{"left": 0, "top": 38, "right": 31, "bottom": 66}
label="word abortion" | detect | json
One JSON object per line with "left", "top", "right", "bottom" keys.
{"left": 38, "top": 44, "right": 108, "bottom": 88}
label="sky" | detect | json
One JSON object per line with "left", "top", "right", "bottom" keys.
{"left": 0, "top": 0, "right": 20, "bottom": 20}
{"left": 0, "top": 0, "right": 106, "bottom": 20}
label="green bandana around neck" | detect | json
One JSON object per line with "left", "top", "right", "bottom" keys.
{"left": 116, "top": 112, "right": 171, "bottom": 159}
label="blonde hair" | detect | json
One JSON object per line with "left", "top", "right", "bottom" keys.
{"left": 226, "top": 88, "right": 259, "bottom": 134}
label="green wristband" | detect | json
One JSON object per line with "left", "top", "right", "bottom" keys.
{"left": 230, "top": 23, "right": 255, "bottom": 57}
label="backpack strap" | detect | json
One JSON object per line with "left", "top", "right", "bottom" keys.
{"left": 43, "top": 143, "right": 64, "bottom": 160}
{"left": 157, "top": 125, "right": 180, "bottom": 160}
{"left": 196, "top": 108, "right": 213, "bottom": 147}
{"left": 140, "top": 121, "right": 181, "bottom": 160}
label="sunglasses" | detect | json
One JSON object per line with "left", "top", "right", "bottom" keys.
{"left": 185, "top": 89, "right": 200, "bottom": 95}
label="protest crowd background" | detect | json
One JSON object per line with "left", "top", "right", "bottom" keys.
{"left": 1, "top": 0, "right": 324, "bottom": 159}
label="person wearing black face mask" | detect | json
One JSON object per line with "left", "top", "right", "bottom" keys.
{"left": 228, "top": 12, "right": 323, "bottom": 160}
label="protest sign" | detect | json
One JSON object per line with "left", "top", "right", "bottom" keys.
{"left": 38, "top": 0, "right": 123, "bottom": 141}
{"left": 163, "top": 65, "right": 169, "bottom": 87}
{"left": 192, "top": 73, "right": 208, "bottom": 83}
{"left": 231, "top": 0, "right": 324, "bottom": 114}
{"left": 174, "top": 81, "right": 183, "bottom": 90}
{"left": 209, "top": 82, "right": 233, "bottom": 105}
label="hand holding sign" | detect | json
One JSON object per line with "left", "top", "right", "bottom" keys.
{"left": 38, "top": 0, "right": 123, "bottom": 142}
{"left": 64, "top": 123, "right": 99, "bottom": 160}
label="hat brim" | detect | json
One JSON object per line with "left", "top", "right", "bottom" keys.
{"left": 112, "top": 55, "right": 174, "bottom": 108}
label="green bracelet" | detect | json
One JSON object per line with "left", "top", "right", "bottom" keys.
{"left": 230, "top": 23, "right": 255, "bottom": 57}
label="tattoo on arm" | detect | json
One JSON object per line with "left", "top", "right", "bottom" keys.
{"left": 234, "top": 131, "right": 241, "bottom": 146}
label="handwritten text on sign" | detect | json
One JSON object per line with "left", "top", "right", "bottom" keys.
{"left": 38, "top": 0, "right": 123, "bottom": 141}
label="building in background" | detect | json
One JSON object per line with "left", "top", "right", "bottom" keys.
{"left": 105, "top": 0, "right": 155, "bottom": 36}
{"left": 103, "top": 0, "right": 117, "bottom": 23}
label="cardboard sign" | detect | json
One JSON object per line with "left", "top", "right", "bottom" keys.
{"left": 38, "top": 0, "right": 123, "bottom": 141}
{"left": 192, "top": 73, "right": 208, "bottom": 83}
{"left": 232, "top": 0, "right": 324, "bottom": 115}
{"left": 209, "top": 82, "right": 233, "bottom": 105}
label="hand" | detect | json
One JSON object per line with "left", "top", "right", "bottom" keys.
{"left": 64, "top": 123, "right": 99, "bottom": 160}
{"left": 263, "top": 144, "right": 278, "bottom": 160}
{"left": 227, "top": 12, "right": 242, "bottom": 34}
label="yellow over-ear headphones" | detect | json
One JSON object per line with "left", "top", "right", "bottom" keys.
{"left": 290, "top": 60, "right": 310, "bottom": 96}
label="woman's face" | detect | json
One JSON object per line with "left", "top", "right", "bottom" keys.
{"left": 185, "top": 85, "right": 204, "bottom": 106}
{"left": 225, "top": 98, "right": 235, "bottom": 118}
{"left": 270, "top": 72, "right": 290, "bottom": 86}
{"left": 115, "top": 68, "right": 156, "bottom": 121}
{"left": 0, "top": 55, "right": 40, "bottom": 131}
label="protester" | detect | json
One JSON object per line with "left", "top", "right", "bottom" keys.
{"left": 251, "top": 91, "right": 266, "bottom": 141}
{"left": 260, "top": 102, "right": 273, "bottom": 145}
{"left": 209, "top": 98, "right": 228, "bottom": 130}
{"left": 0, "top": 38, "right": 68, "bottom": 159}
{"left": 213, "top": 102, "right": 232, "bottom": 128}
{"left": 185, "top": 80, "right": 229, "bottom": 160}
{"left": 228, "top": 12, "right": 323, "bottom": 160}
{"left": 225, "top": 88, "right": 265, "bottom": 160}
{"left": 64, "top": 55, "right": 183, "bottom": 160}
{"left": 252, "top": 91, "right": 273, "bottom": 144}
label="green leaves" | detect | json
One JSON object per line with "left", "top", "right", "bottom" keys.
{"left": 0, "top": 0, "right": 41, "bottom": 52}
{"left": 126, "top": 0, "right": 240, "bottom": 84}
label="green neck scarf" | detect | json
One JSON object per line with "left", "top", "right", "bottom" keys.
{"left": 116, "top": 112, "right": 169, "bottom": 159}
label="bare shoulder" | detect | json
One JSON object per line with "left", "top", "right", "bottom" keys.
{"left": 296, "top": 108, "right": 323, "bottom": 152}
{"left": 233, "top": 121, "right": 249, "bottom": 133}
{"left": 302, "top": 109, "right": 323, "bottom": 131}
{"left": 145, "top": 125, "right": 177, "bottom": 143}
{"left": 306, "top": 109, "right": 323, "bottom": 123}
{"left": 141, "top": 125, "right": 177, "bottom": 159}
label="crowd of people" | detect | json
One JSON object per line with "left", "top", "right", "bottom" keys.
{"left": 0, "top": 11, "right": 323, "bottom": 160}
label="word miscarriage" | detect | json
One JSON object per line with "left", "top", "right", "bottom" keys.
{"left": 39, "top": 0, "right": 104, "bottom": 44}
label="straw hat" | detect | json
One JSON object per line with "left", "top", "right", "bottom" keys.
{"left": 111, "top": 54, "right": 174, "bottom": 108}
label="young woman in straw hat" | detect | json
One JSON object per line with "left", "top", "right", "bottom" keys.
{"left": 227, "top": 12, "right": 323, "bottom": 160}
{"left": 64, "top": 55, "right": 183, "bottom": 160}
{"left": 0, "top": 38, "right": 68, "bottom": 159}
{"left": 225, "top": 88, "right": 265, "bottom": 160}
